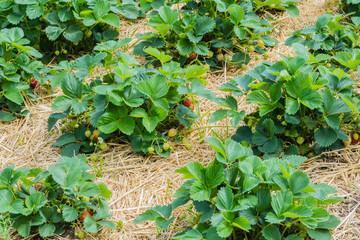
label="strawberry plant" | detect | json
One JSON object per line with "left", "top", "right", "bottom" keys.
{"left": 135, "top": 138, "right": 343, "bottom": 240}
{"left": 285, "top": 14, "right": 360, "bottom": 58}
{"left": 0, "top": 154, "right": 116, "bottom": 238}
{"left": 215, "top": 49, "right": 360, "bottom": 156}
{"left": 340, "top": 0, "right": 360, "bottom": 25}
{"left": 133, "top": 0, "right": 299, "bottom": 68}
{"left": 0, "top": 27, "right": 48, "bottom": 122}
{"left": 48, "top": 39, "right": 217, "bottom": 157}
{"left": 0, "top": 0, "right": 139, "bottom": 59}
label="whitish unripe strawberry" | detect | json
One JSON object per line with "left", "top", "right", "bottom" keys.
{"left": 99, "top": 142, "right": 108, "bottom": 151}
{"left": 343, "top": 137, "right": 351, "bottom": 148}
{"left": 163, "top": 143, "right": 170, "bottom": 151}
{"left": 168, "top": 128, "right": 177, "bottom": 137}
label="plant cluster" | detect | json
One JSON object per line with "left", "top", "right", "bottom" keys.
{"left": 134, "top": 0, "right": 300, "bottom": 68}
{"left": 213, "top": 42, "right": 359, "bottom": 156}
{"left": 0, "top": 27, "right": 48, "bottom": 122}
{"left": 0, "top": 0, "right": 140, "bottom": 59}
{"left": 135, "top": 138, "right": 342, "bottom": 240}
{"left": 340, "top": 0, "right": 360, "bottom": 25}
{"left": 48, "top": 39, "right": 216, "bottom": 157}
{"left": 0, "top": 155, "right": 115, "bottom": 238}
{"left": 285, "top": 14, "right": 360, "bottom": 60}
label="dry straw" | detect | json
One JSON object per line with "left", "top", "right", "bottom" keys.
{"left": 1, "top": 0, "right": 359, "bottom": 239}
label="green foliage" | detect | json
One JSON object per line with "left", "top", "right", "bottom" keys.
{"left": 0, "top": 0, "right": 139, "bottom": 58}
{"left": 340, "top": 0, "right": 360, "bottom": 25}
{"left": 0, "top": 27, "right": 48, "bottom": 121}
{"left": 48, "top": 39, "right": 216, "bottom": 156}
{"left": 134, "top": 138, "right": 342, "bottom": 239}
{"left": 286, "top": 14, "right": 360, "bottom": 61}
{"left": 0, "top": 155, "right": 115, "bottom": 238}
{"left": 134, "top": 0, "right": 300, "bottom": 68}
{"left": 216, "top": 47, "right": 359, "bottom": 156}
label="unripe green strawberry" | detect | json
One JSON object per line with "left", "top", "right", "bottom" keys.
{"left": 264, "top": 52, "right": 269, "bottom": 59}
{"left": 62, "top": 49, "right": 68, "bottom": 54}
{"left": 85, "top": 30, "right": 92, "bottom": 38}
{"left": 77, "top": 231, "right": 85, "bottom": 239}
{"left": 148, "top": 147, "right": 154, "bottom": 154}
{"left": 100, "top": 142, "right": 108, "bottom": 151}
{"left": 163, "top": 143, "right": 170, "bottom": 151}
{"left": 207, "top": 51, "right": 213, "bottom": 58}
{"left": 248, "top": 46, "right": 255, "bottom": 52}
{"left": 343, "top": 137, "right": 351, "bottom": 148}
{"left": 179, "top": 213, "right": 186, "bottom": 219}
{"left": 168, "top": 128, "right": 177, "bottom": 137}
{"left": 255, "top": 55, "right": 260, "bottom": 60}
{"left": 74, "top": 123, "right": 80, "bottom": 128}
{"left": 297, "top": 137, "right": 304, "bottom": 145}
{"left": 326, "top": 63, "right": 331, "bottom": 68}
{"left": 185, "top": 143, "right": 192, "bottom": 150}
{"left": 85, "top": 130, "right": 91, "bottom": 138}
{"left": 60, "top": 126, "right": 65, "bottom": 132}
{"left": 55, "top": 50, "right": 60, "bottom": 56}
{"left": 90, "top": 153, "right": 98, "bottom": 162}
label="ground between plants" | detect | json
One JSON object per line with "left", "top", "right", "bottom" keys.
{"left": 0, "top": 0, "right": 359, "bottom": 239}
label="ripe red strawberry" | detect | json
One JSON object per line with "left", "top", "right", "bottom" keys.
{"left": 216, "top": 54, "right": 224, "bottom": 62}
{"left": 189, "top": 53, "right": 197, "bottom": 61}
{"left": 80, "top": 209, "right": 93, "bottom": 221}
{"left": 183, "top": 99, "right": 191, "bottom": 107}
{"left": 351, "top": 132, "right": 359, "bottom": 144}
{"left": 30, "top": 79, "right": 38, "bottom": 89}
{"left": 192, "top": 105, "right": 195, "bottom": 111}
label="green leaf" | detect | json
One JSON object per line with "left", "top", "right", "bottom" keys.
{"left": 62, "top": 206, "right": 78, "bottom": 222}
{"left": 134, "top": 209, "right": 161, "bottom": 223}
{"left": 314, "top": 128, "right": 337, "bottom": 147}
{"left": 176, "top": 38, "right": 193, "bottom": 55}
{"left": 217, "top": 220, "right": 233, "bottom": 238}
{"left": 286, "top": 5, "right": 300, "bottom": 17}
{"left": 54, "top": 133, "right": 76, "bottom": 147}
{"left": 26, "top": 4, "right": 44, "bottom": 19}
{"left": 94, "top": 0, "right": 111, "bottom": 19}
{"left": 25, "top": 192, "right": 47, "bottom": 211}
{"left": 271, "top": 190, "right": 293, "bottom": 216}
{"left": 102, "top": 14, "right": 120, "bottom": 27}
{"left": 84, "top": 215, "right": 99, "bottom": 233}
{"left": 262, "top": 225, "right": 281, "bottom": 240}
{"left": 216, "top": 187, "right": 234, "bottom": 211}
{"left": 38, "top": 223, "right": 56, "bottom": 237}
{"left": 5, "top": 88, "right": 23, "bottom": 105}
{"left": 97, "top": 220, "right": 116, "bottom": 230}
{"left": 230, "top": 5, "right": 245, "bottom": 25}
{"left": 144, "top": 47, "right": 171, "bottom": 64}
{"left": 232, "top": 217, "right": 251, "bottom": 231}
{"left": 285, "top": 97, "right": 299, "bottom": 115}
{"left": 63, "top": 25, "right": 83, "bottom": 43}
{"left": 136, "top": 75, "right": 169, "bottom": 99}
{"left": 316, "top": 14, "right": 331, "bottom": 29}
{"left": 194, "top": 42, "right": 209, "bottom": 56}
{"left": 62, "top": 75, "right": 82, "bottom": 99}
{"left": 307, "top": 229, "right": 331, "bottom": 240}
{"left": 97, "top": 107, "right": 135, "bottom": 135}
{"left": 290, "top": 171, "right": 310, "bottom": 194}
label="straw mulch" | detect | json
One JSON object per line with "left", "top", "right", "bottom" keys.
{"left": 1, "top": 0, "right": 359, "bottom": 239}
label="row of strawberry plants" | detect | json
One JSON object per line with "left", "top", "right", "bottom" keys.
{"left": 210, "top": 14, "right": 360, "bottom": 157}
{"left": 134, "top": 0, "right": 300, "bottom": 69}
{"left": 0, "top": 155, "right": 116, "bottom": 239}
